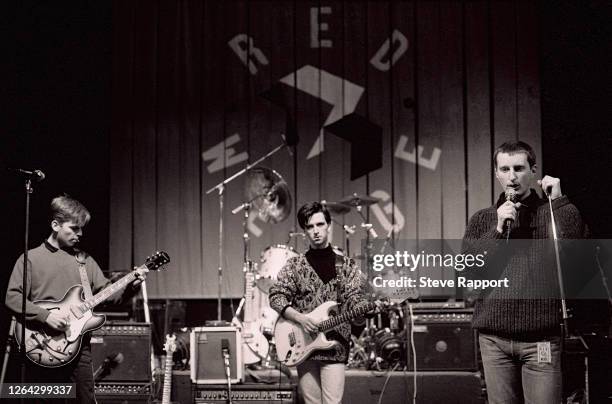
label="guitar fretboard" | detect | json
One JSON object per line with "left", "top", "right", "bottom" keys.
{"left": 317, "top": 302, "right": 375, "bottom": 332}
{"left": 85, "top": 266, "right": 143, "bottom": 309}
{"left": 162, "top": 352, "right": 173, "bottom": 403}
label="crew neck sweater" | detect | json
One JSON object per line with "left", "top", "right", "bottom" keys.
{"left": 5, "top": 242, "right": 122, "bottom": 323}
{"left": 463, "top": 191, "right": 588, "bottom": 340}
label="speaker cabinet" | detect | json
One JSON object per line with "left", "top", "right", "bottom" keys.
{"left": 190, "top": 326, "right": 243, "bottom": 384}
{"left": 407, "top": 321, "right": 477, "bottom": 371}
{"left": 343, "top": 370, "right": 484, "bottom": 404}
{"left": 91, "top": 322, "right": 152, "bottom": 382}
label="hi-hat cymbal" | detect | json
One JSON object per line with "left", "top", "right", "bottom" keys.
{"left": 321, "top": 200, "right": 351, "bottom": 215}
{"left": 245, "top": 167, "right": 292, "bottom": 223}
{"left": 339, "top": 193, "right": 381, "bottom": 207}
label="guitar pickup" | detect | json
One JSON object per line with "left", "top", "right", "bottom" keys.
{"left": 288, "top": 331, "right": 296, "bottom": 347}
{"left": 70, "top": 305, "right": 86, "bottom": 319}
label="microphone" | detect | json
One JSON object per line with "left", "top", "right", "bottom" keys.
{"left": 9, "top": 168, "right": 45, "bottom": 182}
{"left": 93, "top": 352, "right": 123, "bottom": 380}
{"left": 504, "top": 189, "right": 517, "bottom": 239}
{"left": 221, "top": 339, "right": 230, "bottom": 356}
{"left": 221, "top": 338, "right": 232, "bottom": 394}
{"left": 221, "top": 339, "right": 231, "bottom": 375}
{"left": 288, "top": 231, "right": 305, "bottom": 238}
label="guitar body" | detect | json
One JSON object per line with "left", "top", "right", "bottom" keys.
{"left": 14, "top": 250, "right": 170, "bottom": 369}
{"left": 14, "top": 285, "right": 105, "bottom": 367}
{"left": 274, "top": 301, "right": 341, "bottom": 367}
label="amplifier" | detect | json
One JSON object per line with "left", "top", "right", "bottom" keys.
{"left": 94, "top": 382, "right": 151, "bottom": 403}
{"left": 412, "top": 309, "right": 473, "bottom": 323}
{"left": 190, "top": 326, "right": 243, "bottom": 384}
{"left": 194, "top": 383, "right": 296, "bottom": 404}
{"left": 407, "top": 309, "right": 477, "bottom": 371}
{"left": 91, "top": 322, "right": 152, "bottom": 382}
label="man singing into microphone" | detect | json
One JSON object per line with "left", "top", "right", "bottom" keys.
{"left": 462, "top": 141, "right": 589, "bottom": 403}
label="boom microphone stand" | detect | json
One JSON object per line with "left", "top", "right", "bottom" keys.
{"left": 205, "top": 137, "right": 289, "bottom": 323}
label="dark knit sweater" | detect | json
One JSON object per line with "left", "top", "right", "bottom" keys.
{"left": 462, "top": 191, "right": 588, "bottom": 340}
{"left": 5, "top": 242, "right": 131, "bottom": 324}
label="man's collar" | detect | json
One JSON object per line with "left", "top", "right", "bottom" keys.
{"left": 496, "top": 189, "right": 542, "bottom": 208}
{"left": 43, "top": 240, "right": 59, "bottom": 252}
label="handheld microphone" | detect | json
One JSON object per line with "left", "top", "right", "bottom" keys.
{"left": 9, "top": 168, "right": 46, "bottom": 182}
{"left": 504, "top": 189, "right": 517, "bottom": 239}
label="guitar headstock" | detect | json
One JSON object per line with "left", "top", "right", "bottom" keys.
{"left": 164, "top": 334, "right": 177, "bottom": 354}
{"left": 145, "top": 251, "right": 170, "bottom": 271}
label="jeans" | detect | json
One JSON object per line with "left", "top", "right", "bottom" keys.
{"left": 297, "top": 360, "right": 345, "bottom": 404}
{"left": 479, "top": 333, "right": 562, "bottom": 404}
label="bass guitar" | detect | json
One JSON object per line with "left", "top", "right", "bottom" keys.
{"left": 15, "top": 251, "right": 170, "bottom": 367}
{"left": 274, "top": 300, "right": 376, "bottom": 367}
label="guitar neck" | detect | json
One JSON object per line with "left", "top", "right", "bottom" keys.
{"left": 317, "top": 302, "right": 375, "bottom": 332}
{"left": 86, "top": 268, "right": 140, "bottom": 308}
{"left": 161, "top": 353, "right": 173, "bottom": 404}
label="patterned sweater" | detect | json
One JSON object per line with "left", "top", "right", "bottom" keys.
{"left": 462, "top": 191, "right": 588, "bottom": 340}
{"left": 269, "top": 248, "right": 368, "bottom": 362}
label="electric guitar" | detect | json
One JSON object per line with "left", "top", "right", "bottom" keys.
{"left": 14, "top": 251, "right": 170, "bottom": 367}
{"left": 234, "top": 261, "right": 269, "bottom": 364}
{"left": 274, "top": 300, "right": 377, "bottom": 367}
{"left": 161, "top": 334, "right": 177, "bottom": 404}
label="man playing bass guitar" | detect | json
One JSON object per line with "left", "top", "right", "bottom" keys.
{"left": 5, "top": 195, "right": 145, "bottom": 403}
{"left": 269, "top": 201, "right": 371, "bottom": 404}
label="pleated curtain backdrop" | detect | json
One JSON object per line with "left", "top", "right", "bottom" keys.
{"left": 110, "top": 0, "right": 541, "bottom": 299}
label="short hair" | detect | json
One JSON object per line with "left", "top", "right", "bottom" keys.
{"left": 50, "top": 195, "right": 91, "bottom": 227}
{"left": 493, "top": 141, "right": 537, "bottom": 169}
{"left": 297, "top": 202, "right": 331, "bottom": 229}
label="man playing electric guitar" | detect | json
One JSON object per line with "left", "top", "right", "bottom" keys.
{"left": 5, "top": 195, "right": 145, "bottom": 403}
{"left": 269, "top": 202, "right": 370, "bottom": 404}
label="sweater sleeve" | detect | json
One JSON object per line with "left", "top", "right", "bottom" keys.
{"left": 269, "top": 258, "right": 299, "bottom": 317}
{"left": 5, "top": 256, "right": 50, "bottom": 323}
{"left": 462, "top": 209, "right": 505, "bottom": 259}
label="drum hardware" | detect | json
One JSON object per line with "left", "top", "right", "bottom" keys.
{"left": 321, "top": 200, "right": 351, "bottom": 216}
{"left": 337, "top": 193, "right": 381, "bottom": 208}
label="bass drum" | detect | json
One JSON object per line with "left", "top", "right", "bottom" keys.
{"left": 257, "top": 245, "right": 298, "bottom": 293}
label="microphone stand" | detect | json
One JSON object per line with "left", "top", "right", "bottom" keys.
{"left": 222, "top": 348, "right": 233, "bottom": 404}
{"left": 547, "top": 193, "right": 590, "bottom": 403}
{"left": 205, "top": 138, "right": 289, "bottom": 323}
{"left": 19, "top": 178, "right": 34, "bottom": 390}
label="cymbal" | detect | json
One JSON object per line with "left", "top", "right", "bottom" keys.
{"left": 246, "top": 167, "right": 292, "bottom": 223}
{"left": 321, "top": 200, "right": 351, "bottom": 215}
{"left": 338, "top": 193, "right": 380, "bottom": 208}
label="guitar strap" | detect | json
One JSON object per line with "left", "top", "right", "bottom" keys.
{"left": 75, "top": 251, "right": 93, "bottom": 300}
